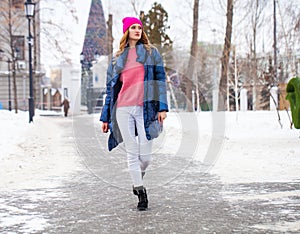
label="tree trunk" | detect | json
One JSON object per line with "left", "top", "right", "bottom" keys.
{"left": 12, "top": 60, "right": 18, "bottom": 113}
{"left": 218, "top": 0, "right": 234, "bottom": 111}
{"left": 185, "top": 0, "right": 199, "bottom": 111}
{"left": 107, "top": 14, "right": 113, "bottom": 64}
{"left": 252, "top": 0, "right": 259, "bottom": 111}
{"left": 273, "top": 0, "right": 277, "bottom": 85}
{"left": 8, "top": 0, "right": 18, "bottom": 113}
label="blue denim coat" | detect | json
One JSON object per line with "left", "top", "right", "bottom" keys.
{"left": 100, "top": 43, "right": 169, "bottom": 151}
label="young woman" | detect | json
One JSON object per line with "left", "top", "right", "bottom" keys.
{"left": 100, "top": 17, "right": 168, "bottom": 211}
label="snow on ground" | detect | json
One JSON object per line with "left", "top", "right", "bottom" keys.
{"left": 0, "top": 109, "right": 300, "bottom": 190}
{"left": 0, "top": 108, "right": 299, "bottom": 233}
{"left": 157, "top": 110, "right": 300, "bottom": 184}
{"left": 0, "top": 109, "right": 83, "bottom": 190}
{"left": 212, "top": 111, "right": 300, "bottom": 184}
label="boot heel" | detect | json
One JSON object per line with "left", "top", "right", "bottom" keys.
{"left": 137, "top": 188, "right": 148, "bottom": 211}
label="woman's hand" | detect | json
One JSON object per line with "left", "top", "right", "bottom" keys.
{"left": 158, "top": 111, "right": 167, "bottom": 124}
{"left": 102, "top": 122, "right": 109, "bottom": 133}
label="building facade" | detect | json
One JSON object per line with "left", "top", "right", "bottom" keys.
{"left": 0, "top": 0, "right": 43, "bottom": 112}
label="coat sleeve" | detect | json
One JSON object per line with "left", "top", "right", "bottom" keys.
{"left": 153, "top": 48, "right": 169, "bottom": 112}
{"left": 100, "top": 62, "right": 114, "bottom": 122}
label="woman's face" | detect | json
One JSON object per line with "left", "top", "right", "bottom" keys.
{"left": 128, "top": 24, "right": 142, "bottom": 41}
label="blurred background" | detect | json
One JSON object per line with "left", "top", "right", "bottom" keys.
{"left": 0, "top": 0, "right": 299, "bottom": 115}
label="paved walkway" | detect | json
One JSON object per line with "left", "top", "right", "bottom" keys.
{"left": 0, "top": 114, "right": 299, "bottom": 233}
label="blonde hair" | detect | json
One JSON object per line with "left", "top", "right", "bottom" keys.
{"left": 115, "top": 30, "right": 153, "bottom": 58}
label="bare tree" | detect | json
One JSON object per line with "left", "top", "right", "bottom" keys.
{"left": 184, "top": 0, "right": 199, "bottom": 111}
{"left": 249, "top": 0, "right": 268, "bottom": 110}
{"left": 0, "top": 0, "right": 25, "bottom": 113}
{"left": 218, "top": 0, "right": 234, "bottom": 111}
{"left": 33, "top": 0, "right": 77, "bottom": 108}
{"left": 130, "top": 0, "right": 147, "bottom": 16}
{"left": 38, "top": 0, "right": 78, "bottom": 64}
{"left": 276, "top": 1, "right": 300, "bottom": 78}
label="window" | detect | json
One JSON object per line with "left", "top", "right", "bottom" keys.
{"left": 12, "top": 35, "right": 25, "bottom": 60}
{"left": 12, "top": 0, "right": 24, "bottom": 10}
{"left": 64, "top": 88, "right": 68, "bottom": 98}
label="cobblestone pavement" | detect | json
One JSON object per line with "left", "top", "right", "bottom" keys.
{"left": 0, "top": 115, "right": 299, "bottom": 233}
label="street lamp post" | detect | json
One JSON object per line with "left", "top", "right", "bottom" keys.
{"left": 0, "top": 49, "right": 12, "bottom": 111}
{"left": 24, "top": 0, "right": 35, "bottom": 123}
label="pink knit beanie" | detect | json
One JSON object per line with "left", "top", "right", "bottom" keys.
{"left": 122, "top": 17, "right": 143, "bottom": 33}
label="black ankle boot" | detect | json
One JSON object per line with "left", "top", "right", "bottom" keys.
{"left": 136, "top": 188, "right": 148, "bottom": 211}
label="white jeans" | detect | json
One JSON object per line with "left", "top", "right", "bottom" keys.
{"left": 116, "top": 106, "right": 152, "bottom": 187}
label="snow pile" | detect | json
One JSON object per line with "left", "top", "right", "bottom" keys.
{"left": 0, "top": 110, "right": 82, "bottom": 190}
{"left": 0, "top": 110, "right": 29, "bottom": 158}
{"left": 210, "top": 111, "right": 300, "bottom": 184}
{"left": 161, "top": 110, "right": 300, "bottom": 184}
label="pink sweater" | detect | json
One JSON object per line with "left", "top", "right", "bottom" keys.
{"left": 117, "top": 48, "right": 145, "bottom": 107}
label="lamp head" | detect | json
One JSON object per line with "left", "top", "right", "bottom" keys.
{"left": 24, "top": 0, "right": 35, "bottom": 19}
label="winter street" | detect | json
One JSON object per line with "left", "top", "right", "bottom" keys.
{"left": 1, "top": 0, "right": 300, "bottom": 233}
{"left": 0, "top": 110, "right": 300, "bottom": 233}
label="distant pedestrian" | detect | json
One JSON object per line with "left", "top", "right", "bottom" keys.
{"left": 61, "top": 98, "right": 70, "bottom": 117}
{"left": 100, "top": 17, "right": 168, "bottom": 211}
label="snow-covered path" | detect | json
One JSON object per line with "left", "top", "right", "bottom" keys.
{"left": 0, "top": 110, "right": 299, "bottom": 233}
